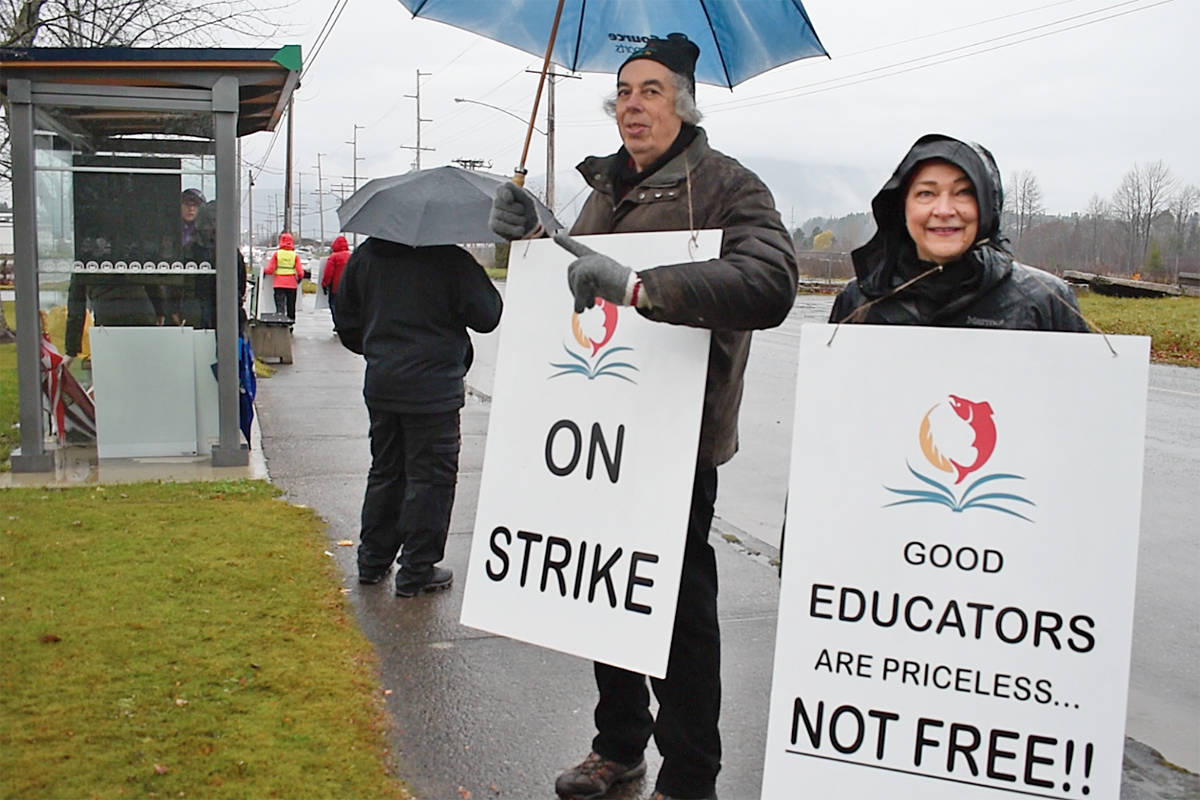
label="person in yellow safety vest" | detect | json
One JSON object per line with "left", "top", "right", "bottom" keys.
{"left": 265, "top": 232, "right": 305, "bottom": 321}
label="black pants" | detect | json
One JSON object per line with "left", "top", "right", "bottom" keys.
{"left": 357, "top": 407, "right": 461, "bottom": 581}
{"left": 591, "top": 467, "right": 721, "bottom": 799}
{"left": 273, "top": 287, "right": 297, "bottom": 320}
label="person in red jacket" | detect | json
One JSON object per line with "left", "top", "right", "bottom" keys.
{"left": 320, "top": 234, "right": 351, "bottom": 329}
{"left": 265, "top": 232, "right": 304, "bottom": 321}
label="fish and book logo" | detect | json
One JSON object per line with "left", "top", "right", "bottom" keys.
{"left": 884, "top": 395, "right": 1035, "bottom": 521}
{"left": 548, "top": 298, "right": 639, "bottom": 383}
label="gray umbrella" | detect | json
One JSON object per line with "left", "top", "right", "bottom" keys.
{"left": 336, "top": 165, "right": 560, "bottom": 246}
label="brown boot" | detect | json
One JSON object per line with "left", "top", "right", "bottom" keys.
{"left": 554, "top": 752, "right": 646, "bottom": 799}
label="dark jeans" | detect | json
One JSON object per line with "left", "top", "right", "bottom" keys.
{"left": 357, "top": 407, "right": 461, "bottom": 581}
{"left": 273, "top": 287, "right": 297, "bottom": 320}
{"left": 592, "top": 467, "right": 721, "bottom": 799}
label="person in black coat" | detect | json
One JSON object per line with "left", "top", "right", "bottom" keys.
{"left": 335, "top": 237, "right": 503, "bottom": 596}
{"left": 831, "top": 133, "right": 1088, "bottom": 331}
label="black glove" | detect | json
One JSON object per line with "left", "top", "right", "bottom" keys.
{"left": 555, "top": 232, "right": 639, "bottom": 314}
{"left": 490, "top": 182, "right": 541, "bottom": 241}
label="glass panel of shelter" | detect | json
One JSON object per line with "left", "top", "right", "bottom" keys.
{"left": 32, "top": 104, "right": 230, "bottom": 455}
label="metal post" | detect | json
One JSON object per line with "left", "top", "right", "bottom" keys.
{"left": 8, "top": 79, "right": 52, "bottom": 471}
{"left": 211, "top": 76, "right": 248, "bottom": 467}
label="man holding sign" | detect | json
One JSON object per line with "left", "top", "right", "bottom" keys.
{"left": 491, "top": 32, "right": 798, "bottom": 800}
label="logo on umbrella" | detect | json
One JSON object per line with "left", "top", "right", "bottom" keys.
{"left": 548, "top": 299, "right": 638, "bottom": 382}
{"left": 884, "top": 394, "right": 1034, "bottom": 521}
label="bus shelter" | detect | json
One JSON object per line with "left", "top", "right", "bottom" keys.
{"left": 1, "top": 46, "right": 299, "bottom": 472}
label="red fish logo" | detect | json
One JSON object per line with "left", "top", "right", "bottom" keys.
{"left": 571, "top": 298, "right": 618, "bottom": 356}
{"left": 549, "top": 300, "right": 638, "bottom": 383}
{"left": 920, "top": 395, "right": 996, "bottom": 484}
{"left": 890, "top": 394, "right": 1033, "bottom": 521}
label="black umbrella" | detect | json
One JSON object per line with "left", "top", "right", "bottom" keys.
{"left": 336, "top": 165, "right": 559, "bottom": 246}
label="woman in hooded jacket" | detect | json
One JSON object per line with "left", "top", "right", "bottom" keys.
{"left": 320, "top": 234, "right": 351, "bottom": 329}
{"left": 830, "top": 134, "right": 1089, "bottom": 332}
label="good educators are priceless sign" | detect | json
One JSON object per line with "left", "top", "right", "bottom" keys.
{"left": 460, "top": 230, "right": 718, "bottom": 679}
{"left": 762, "top": 324, "right": 1150, "bottom": 800}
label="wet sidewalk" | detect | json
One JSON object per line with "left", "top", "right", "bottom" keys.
{"left": 254, "top": 305, "right": 1196, "bottom": 800}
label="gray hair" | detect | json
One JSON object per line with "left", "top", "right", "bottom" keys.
{"left": 602, "top": 70, "right": 703, "bottom": 125}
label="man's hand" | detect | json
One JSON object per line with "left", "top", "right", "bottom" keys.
{"left": 555, "top": 232, "right": 640, "bottom": 314}
{"left": 490, "top": 182, "right": 541, "bottom": 241}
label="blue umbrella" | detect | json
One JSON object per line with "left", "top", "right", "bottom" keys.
{"left": 397, "top": 0, "right": 827, "bottom": 90}
{"left": 397, "top": 0, "right": 827, "bottom": 180}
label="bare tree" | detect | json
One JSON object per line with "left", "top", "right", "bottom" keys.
{"left": 0, "top": 0, "right": 282, "bottom": 180}
{"left": 1006, "top": 169, "right": 1044, "bottom": 247}
{"left": 1139, "top": 160, "right": 1175, "bottom": 267}
{"left": 1084, "top": 194, "right": 1109, "bottom": 269}
{"left": 1112, "top": 165, "right": 1148, "bottom": 269}
{"left": 1166, "top": 184, "right": 1199, "bottom": 279}
{"left": 0, "top": 0, "right": 282, "bottom": 339}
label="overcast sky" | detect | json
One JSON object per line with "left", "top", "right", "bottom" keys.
{"left": 227, "top": 0, "right": 1198, "bottom": 239}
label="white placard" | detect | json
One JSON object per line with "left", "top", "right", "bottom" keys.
{"left": 762, "top": 324, "right": 1150, "bottom": 800}
{"left": 255, "top": 266, "right": 276, "bottom": 316}
{"left": 460, "top": 230, "right": 719, "bottom": 678}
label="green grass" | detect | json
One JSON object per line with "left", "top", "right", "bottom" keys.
{"left": 484, "top": 267, "right": 507, "bottom": 280}
{"left": 1, "top": 343, "right": 17, "bottom": 471}
{"left": 1078, "top": 294, "right": 1200, "bottom": 367}
{"left": 0, "top": 481, "right": 410, "bottom": 800}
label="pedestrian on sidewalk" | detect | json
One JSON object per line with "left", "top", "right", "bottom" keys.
{"left": 264, "top": 232, "right": 304, "bottom": 322}
{"left": 490, "top": 32, "right": 798, "bottom": 800}
{"left": 335, "top": 237, "right": 502, "bottom": 597}
{"left": 320, "top": 234, "right": 352, "bottom": 330}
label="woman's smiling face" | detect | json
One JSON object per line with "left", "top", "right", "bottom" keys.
{"left": 904, "top": 160, "right": 979, "bottom": 264}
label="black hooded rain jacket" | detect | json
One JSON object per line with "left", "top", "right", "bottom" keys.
{"left": 830, "top": 134, "right": 1088, "bottom": 332}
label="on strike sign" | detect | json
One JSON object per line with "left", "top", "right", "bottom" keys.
{"left": 762, "top": 324, "right": 1150, "bottom": 800}
{"left": 460, "top": 230, "right": 718, "bottom": 679}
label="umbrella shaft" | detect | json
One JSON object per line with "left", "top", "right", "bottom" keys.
{"left": 518, "top": 0, "right": 566, "bottom": 179}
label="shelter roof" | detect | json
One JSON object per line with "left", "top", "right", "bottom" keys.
{"left": 0, "top": 46, "right": 301, "bottom": 139}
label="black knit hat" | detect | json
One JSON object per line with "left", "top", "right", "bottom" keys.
{"left": 619, "top": 33, "right": 700, "bottom": 97}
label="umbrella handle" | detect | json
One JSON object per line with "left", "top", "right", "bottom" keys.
{"left": 516, "top": 0, "right": 566, "bottom": 180}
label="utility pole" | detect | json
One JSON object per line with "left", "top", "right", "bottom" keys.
{"left": 524, "top": 68, "right": 579, "bottom": 213}
{"left": 546, "top": 72, "right": 555, "bottom": 211}
{"left": 345, "top": 125, "right": 364, "bottom": 246}
{"left": 284, "top": 97, "right": 294, "bottom": 234}
{"left": 401, "top": 70, "right": 435, "bottom": 170}
{"left": 296, "top": 172, "right": 304, "bottom": 246}
{"left": 314, "top": 153, "right": 326, "bottom": 245}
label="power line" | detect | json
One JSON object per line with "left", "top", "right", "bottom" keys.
{"left": 706, "top": 0, "right": 1172, "bottom": 114}
{"left": 301, "top": 0, "right": 353, "bottom": 83}
{"left": 246, "top": 0, "right": 353, "bottom": 184}
{"left": 835, "top": 0, "right": 1089, "bottom": 58}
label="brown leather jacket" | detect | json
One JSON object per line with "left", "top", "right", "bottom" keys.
{"left": 571, "top": 128, "right": 798, "bottom": 468}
